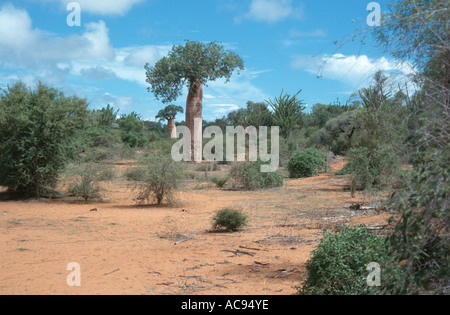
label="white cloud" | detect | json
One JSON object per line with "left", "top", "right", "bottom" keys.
{"left": 0, "top": 4, "right": 172, "bottom": 88}
{"left": 238, "top": 0, "right": 302, "bottom": 23}
{"left": 210, "top": 103, "right": 240, "bottom": 112}
{"left": 80, "top": 66, "right": 117, "bottom": 81}
{"left": 291, "top": 53, "right": 417, "bottom": 90}
{"left": 0, "top": 4, "right": 38, "bottom": 52}
{"left": 122, "top": 45, "right": 171, "bottom": 67}
{"left": 0, "top": 4, "right": 114, "bottom": 68}
{"left": 208, "top": 72, "right": 268, "bottom": 104}
{"left": 94, "top": 92, "right": 138, "bottom": 111}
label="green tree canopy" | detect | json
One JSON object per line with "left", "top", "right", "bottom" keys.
{"left": 155, "top": 104, "right": 184, "bottom": 121}
{"left": 117, "top": 112, "right": 147, "bottom": 148}
{"left": 0, "top": 82, "right": 89, "bottom": 198}
{"left": 145, "top": 40, "right": 244, "bottom": 104}
{"left": 266, "top": 90, "right": 306, "bottom": 139}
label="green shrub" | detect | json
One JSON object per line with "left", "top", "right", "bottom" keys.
{"left": 195, "top": 163, "right": 220, "bottom": 172}
{"left": 211, "top": 176, "right": 228, "bottom": 188}
{"left": 298, "top": 226, "right": 393, "bottom": 295}
{"left": 65, "top": 163, "right": 115, "bottom": 202}
{"left": 212, "top": 208, "right": 248, "bottom": 232}
{"left": 125, "top": 153, "right": 186, "bottom": 205}
{"left": 346, "top": 147, "right": 400, "bottom": 191}
{"left": 0, "top": 82, "right": 89, "bottom": 198}
{"left": 117, "top": 112, "right": 148, "bottom": 148}
{"left": 287, "top": 148, "right": 326, "bottom": 178}
{"left": 230, "top": 161, "right": 284, "bottom": 190}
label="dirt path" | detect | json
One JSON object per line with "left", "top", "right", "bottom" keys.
{"left": 0, "top": 157, "right": 390, "bottom": 295}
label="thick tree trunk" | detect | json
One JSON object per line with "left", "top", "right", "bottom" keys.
{"left": 185, "top": 79, "right": 203, "bottom": 162}
{"left": 167, "top": 118, "right": 176, "bottom": 139}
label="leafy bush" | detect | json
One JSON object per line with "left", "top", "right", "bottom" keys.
{"left": 345, "top": 147, "right": 400, "bottom": 191}
{"left": 125, "top": 153, "right": 186, "bottom": 205}
{"left": 0, "top": 82, "right": 88, "bottom": 198}
{"left": 211, "top": 176, "right": 228, "bottom": 188}
{"left": 287, "top": 148, "right": 326, "bottom": 178}
{"left": 386, "top": 147, "right": 450, "bottom": 294}
{"left": 117, "top": 112, "right": 148, "bottom": 148}
{"left": 212, "top": 208, "right": 248, "bottom": 232}
{"left": 230, "top": 161, "right": 284, "bottom": 190}
{"left": 298, "top": 226, "right": 393, "bottom": 295}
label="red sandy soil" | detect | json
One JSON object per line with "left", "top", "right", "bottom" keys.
{"left": 0, "top": 157, "right": 390, "bottom": 295}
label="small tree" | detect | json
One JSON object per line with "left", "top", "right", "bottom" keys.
{"left": 65, "top": 162, "right": 115, "bottom": 202}
{"left": 266, "top": 90, "right": 306, "bottom": 140}
{"left": 156, "top": 104, "right": 184, "bottom": 139}
{"left": 0, "top": 82, "right": 88, "bottom": 198}
{"left": 93, "top": 104, "right": 119, "bottom": 128}
{"left": 117, "top": 112, "right": 147, "bottom": 148}
{"left": 125, "top": 153, "right": 186, "bottom": 205}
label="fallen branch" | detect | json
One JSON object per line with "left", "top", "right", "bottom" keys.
{"left": 222, "top": 249, "right": 256, "bottom": 257}
{"left": 269, "top": 268, "right": 298, "bottom": 279}
{"left": 174, "top": 238, "right": 192, "bottom": 245}
{"left": 147, "top": 271, "right": 161, "bottom": 275}
{"left": 186, "top": 263, "right": 214, "bottom": 271}
{"left": 104, "top": 268, "right": 120, "bottom": 276}
{"left": 239, "top": 245, "right": 261, "bottom": 251}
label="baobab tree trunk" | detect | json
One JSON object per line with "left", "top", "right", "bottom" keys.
{"left": 186, "top": 79, "right": 203, "bottom": 162}
{"left": 167, "top": 118, "right": 176, "bottom": 139}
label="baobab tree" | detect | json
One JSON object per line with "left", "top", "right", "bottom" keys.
{"left": 156, "top": 104, "right": 184, "bottom": 139}
{"left": 145, "top": 40, "right": 244, "bottom": 161}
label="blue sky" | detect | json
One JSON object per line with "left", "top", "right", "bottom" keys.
{"left": 0, "top": 0, "right": 415, "bottom": 122}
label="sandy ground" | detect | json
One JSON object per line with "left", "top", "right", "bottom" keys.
{"left": 0, "top": 157, "right": 390, "bottom": 295}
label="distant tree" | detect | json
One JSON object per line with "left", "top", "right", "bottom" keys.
{"left": 266, "top": 90, "right": 306, "bottom": 139}
{"left": 0, "top": 82, "right": 89, "bottom": 198}
{"left": 117, "top": 112, "right": 147, "bottom": 148}
{"left": 204, "top": 116, "right": 229, "bottom": 131}
{"left": 155, "top": 104, "right": 184, "bottom": 139}
{"left": 93, "top": 104, "right": 119, "bottom": 128}
{"left": 304, "top": 102, "right": 356, "bottom": 129}
{"left": 227, "top": 107, "right": 248, "bottom": 127}
{"left": 145, "top": 40, "right": 244, "bottom": 161}
{"left": 228, "top": 101, "right": 274, "bottom": 128}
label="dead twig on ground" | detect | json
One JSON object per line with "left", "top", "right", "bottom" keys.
{"left": 104, "top": 268, "right": 120, "bottom": 276}
{"left": 222, "top": 249, "right": 256, "bottom": 257}
{"left": 174, "top": 237, "right": 192, "bottom": 245}
{"left": 185, "top": 263, "right": 214, "bottom": 271}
